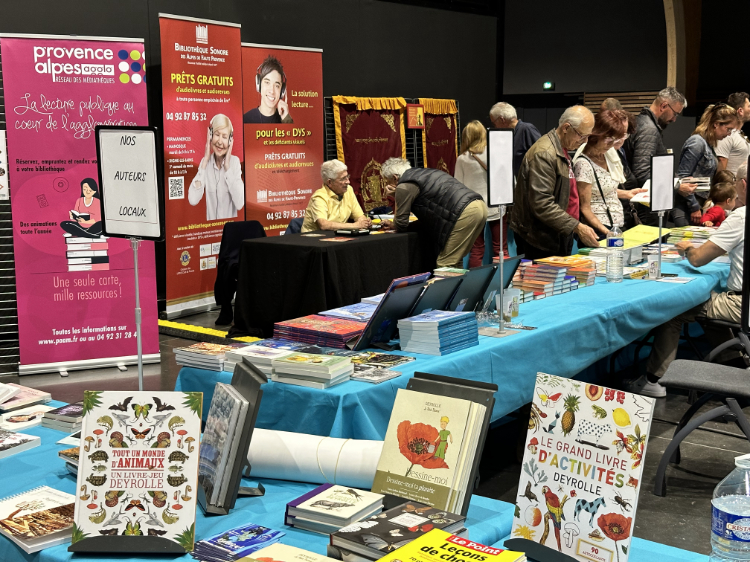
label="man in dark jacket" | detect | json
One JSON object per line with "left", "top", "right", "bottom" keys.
{"left": 380, "top": 158, "right": 486, "bottom": 268}
{"left": 623, "top": 87, "right": 687, "bottom": 225}
{"left": 510, "top": 106, "right": 599, "bottom": 259}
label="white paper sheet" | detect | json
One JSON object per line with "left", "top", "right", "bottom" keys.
{"left": 247, "top": 429, "right": 383, "bottom": 488}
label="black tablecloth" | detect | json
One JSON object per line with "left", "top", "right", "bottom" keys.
{"left": 229, "top": 230, "right": 434, "bottom": 337}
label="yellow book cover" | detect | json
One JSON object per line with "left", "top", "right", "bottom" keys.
{"left": 375, "top": 528, "right": 525, "bottom": 562}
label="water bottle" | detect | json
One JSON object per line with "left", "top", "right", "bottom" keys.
{"left": 605, "top": 226, "right": 624, "bottom": 283}
{"left": 710, "top": 453, "right": 750, "bottom": 561}
{"left": 606, "top": 225, "right": 624, "bottom": 249}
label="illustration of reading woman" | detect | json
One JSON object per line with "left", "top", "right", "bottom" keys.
{"left": 188, "top": 113, "right": 245, "bottom": 221}
{"left": 60, "top": 178, "right": 102, "bottom": 238}
{"left": 434, "top": 416, "right": 452, "bottom": 460}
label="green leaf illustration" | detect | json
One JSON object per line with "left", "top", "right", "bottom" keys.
{"left": 82, "top": 391, "right": 103, "bottom": 417}
{"left": 175, "top": 523, "right": 195, "bottom": 552}
{"left": 182, "top": 393, "right": 202, "bottom": 418}
{"left": 70, "top": 523, "right": 89, "bottom": 544}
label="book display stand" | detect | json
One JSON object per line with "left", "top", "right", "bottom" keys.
{"left": 198, "top": 360, "right": 267, "bottom": 516}
{"left": 380, "top": 372, "right": 497, "bottom": 517}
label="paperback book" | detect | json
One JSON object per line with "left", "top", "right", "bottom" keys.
{"left": 251, "top": 543, "right": 340, "bottom": 562}
{"left": 0, "top": 382, "right": 20, "bottom": 405}
{"left": 190, "top": 523, "right": 284, "bottom": 561}
{"left": 72, "top": 390, "right": 203, "bottom": 551}
{"left": 371, "top": 389, "right": 485, "bottom": 511}
{"left": 351, "top": 366, "right": 402, "bottom": 384}
{"left": 0, "top": 384, "right": 52, "bottom": 412}
{"left": 330, "top": 501, "right": 466, "bottom": 560}
{"left": 319, "top": 303, "right": 377, "bottom": 323}
{"left": 285, "top": 484, "right": 383, "bottom": 534}
{"left": 511, "top": 373, "right": 654, "bottom": 562}
{"left": 43, "top": 402, "right": 84, "bottom": 422}
{"left": 0, "top": 486, "right": 75, "bottom": 553}
{"left": 58, "top": 446, "right": 80, "bottom": 466}
{"left": 375, "top": 529, "right": 525, "bottom": 562}
{"left": 0, "top": 428, "right": 41, "bottom": 459}
{"left": 0, "top": 404, "right": 55, "bottom": 431}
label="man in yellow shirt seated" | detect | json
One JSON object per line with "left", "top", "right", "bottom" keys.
{"left": 301, "top": 159, "right": 372, "bottom": 232}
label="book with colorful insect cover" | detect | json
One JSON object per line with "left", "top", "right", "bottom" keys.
{"left": 511, "top": 373, "right": 654, "bottom": 562}
{"left": 374, "top": 528, "right": 526, "bottom": 562}
{"left": 70, "top": 390, "right": 203, "bottom": 554}
{"left": 371, "top": 389, "right": 486, "bottom": 512}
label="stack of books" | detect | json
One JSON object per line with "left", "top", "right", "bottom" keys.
{"left": 667, "top": 225, "right": 715, "bottom": 245}
{"left": 270, "top": 353, "right": 353, "bottom": 389}
{"left": 512, "top": 262, "right": 574, "bottom": 297}
{"left": 64, "top": 233, "right": 110, "bottom": 272}
{"left": 0, "top": 384, "right": 51, "bottom": 413}
{"left": 273, "top": 315, "right": 365, "bottom": 348}
{"left": 248, "top": 338, "right": 310, "bottom": 351}
{"left": 174, "top": 342, "right": 247, "bottom": 371}
{"left": 0, "top": 405, "right": 54, "bottom": 431}
{"left": 535, "top": 256, "right": 597, "bottom": 287}
{"left": 224, "top": 345, "right": 293, "bottom": 377}
{"left": 372, "top": 388, "right": 487, "bottom": 512}
{"left": 0, "top": 429, "right": 41, "bottom": 459}
{"left": 58, "top": 446, "right": 79, "bottom": 474}
{"left": 398, "top": 310, "right": 479, "bottom": 356}
{"left": 0, "top": 383, "right": 20, "bottom": 405}
{"left": 42, "top": 402, "right": 84, "bottom": 433}
{"left": 199, "top": 383, "right": 250, "bottom": 508}
{"left": 330, "top": 502, "right": 467, "bottom": 561}
{"left": 190, "top": 523, "right": 284, "bottom": 562}
{"left": 0, "top": 486, "right": 75, "bottom": 553}
{"left": 285, "top": 483, "right": 384, "bottom": 534}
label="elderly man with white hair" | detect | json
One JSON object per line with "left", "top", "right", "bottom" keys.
{"left": 510, "top": 105, "right": 599, "bottom": 259}
{"left": 301, "top": 159, "right": 371, "bottom": 233}
{"left": 489, "top": 101, "right": 541, "bottom": 176}
{"left": 380, "top": 158, "right": 486, "bottom": 268}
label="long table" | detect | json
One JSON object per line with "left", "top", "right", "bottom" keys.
{"left": 230, "top": 229, "right": 434, "bottom": 338}
{"left": 0, "top": 417, "right": 708, "bottom": 562}
{"left": 176, "top": 261, "right": 729, "bottom": 440}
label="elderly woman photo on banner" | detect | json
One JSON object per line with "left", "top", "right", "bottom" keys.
{"left": 333, "top": 96, "right": 406, "bottom": 211}
{"left": 420, "top": 98, "right": 459, "bottom": 176}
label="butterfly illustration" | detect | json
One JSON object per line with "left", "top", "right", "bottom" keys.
{"left": 98, "top": 529, "right": 118, "bottom": 536}
{"left": 536, "top": 388, "right": 562, "bottom": 407}
{"left": 131, "top": 428, "right": 151, "bottom": 440}
{"left": 153, "top": 397, "right": 175, "bottom": 412}
{"left": 123, "top": 521, "right": 143, "bottom": 536}
{"left": 132, "top": 403, "right": 152, "bottom": 421}
{"left": 402, "top": 504, "right": 431, "bottom": 515}
{"left": 148, "top": 528, "right": 167, "bottom": 536}
{"left": 109, "top": 397, "right": 133, "bottom": 412}
{"left": 125, "top": 499, "right": 146, "bottom": 512}
{"left": 362, "top": 534, "right": 411, "bottom": 552}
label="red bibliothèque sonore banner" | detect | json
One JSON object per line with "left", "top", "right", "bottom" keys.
{"left": 0, "top": 33, "right": 159, "bottom": 373}
{"left": 159, "top": 14, "right": 245, "bottom": 317}
{"left": 242, "top": 43, "right": 324, "bottom": 235}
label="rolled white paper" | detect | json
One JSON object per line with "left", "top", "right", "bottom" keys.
{"left": 247, "top": 429, "right": 384, "bottom": 489}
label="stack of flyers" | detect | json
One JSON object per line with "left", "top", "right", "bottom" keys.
{"left": 190, "top": 523, "right": 284, "bottom": 562}
{"left": 352, "top": 365, "right": 402, "bottom": 384}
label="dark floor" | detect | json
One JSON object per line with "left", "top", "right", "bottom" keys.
{"left": 7, "top": 308, "right": 741, "bottom": 556}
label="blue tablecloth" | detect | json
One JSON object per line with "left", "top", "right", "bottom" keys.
{"left": 0, "top": 417, "right": 708, "bottom": 562}
{"left": 176, "top": 261, "right": 728, "bottom": 440}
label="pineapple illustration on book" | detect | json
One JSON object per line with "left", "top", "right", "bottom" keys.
{"left": 561, "top": 394, "right": 580, "bottom": 436}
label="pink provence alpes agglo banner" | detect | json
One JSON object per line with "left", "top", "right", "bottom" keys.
{"left": 0, "top": 35, "right": 159, "bottom": 370}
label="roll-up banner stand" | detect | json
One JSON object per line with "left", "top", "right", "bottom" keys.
{"left": 241, "top": 43, "right": 324, "bottom": 235}
{"left": 159, "top": 14, "right": 245, "bottom": 318}
{"left": 0, "top": 33, "right": 160, "bottom": 375}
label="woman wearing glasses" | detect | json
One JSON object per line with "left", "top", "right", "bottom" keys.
{"left": 574, "top": 110, "right": 646, "bottom": 239}
{"left": 676, "top": 104, "right": 738, "bottom": 226}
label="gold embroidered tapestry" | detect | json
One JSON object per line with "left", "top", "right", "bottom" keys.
{"left": 419, "top": 98, "right": 459, "bottom": 176}
{"left": 333, "top": 96, "right": 406, "bottom": 211}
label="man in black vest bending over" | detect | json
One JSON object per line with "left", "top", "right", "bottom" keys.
{"left": 380, "top": 158, "right": 487, "bottom": 268}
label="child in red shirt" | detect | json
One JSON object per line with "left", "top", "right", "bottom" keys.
{"left": 701, "top": 181, "right": 737, "bottom": 227}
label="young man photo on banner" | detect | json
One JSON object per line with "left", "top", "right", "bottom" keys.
{"left": 243, "top": 55, "right": 293, "bottom": 124}
{"left": 189, "top": 114, "right": 245, "bottom": 221}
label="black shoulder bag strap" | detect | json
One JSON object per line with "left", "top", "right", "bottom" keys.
{"left": 580, "top": 154, "right": 614, "bottom": 229}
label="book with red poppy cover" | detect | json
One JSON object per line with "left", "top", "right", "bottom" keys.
{"left": 330, "top": 501, "right": 466, "bottom": 560}
{"left": 371, "top": 389, "right": 485, "bottom": 511}
{"left": 511, "top": 373, "right": 655, "bottom": 562}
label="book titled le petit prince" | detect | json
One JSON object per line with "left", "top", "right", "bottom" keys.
{"left": 71, "top": 390, "right": 202, "bottom": 552}
{"left": 511, "top": 373, "right": 654, "bottom": 562}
